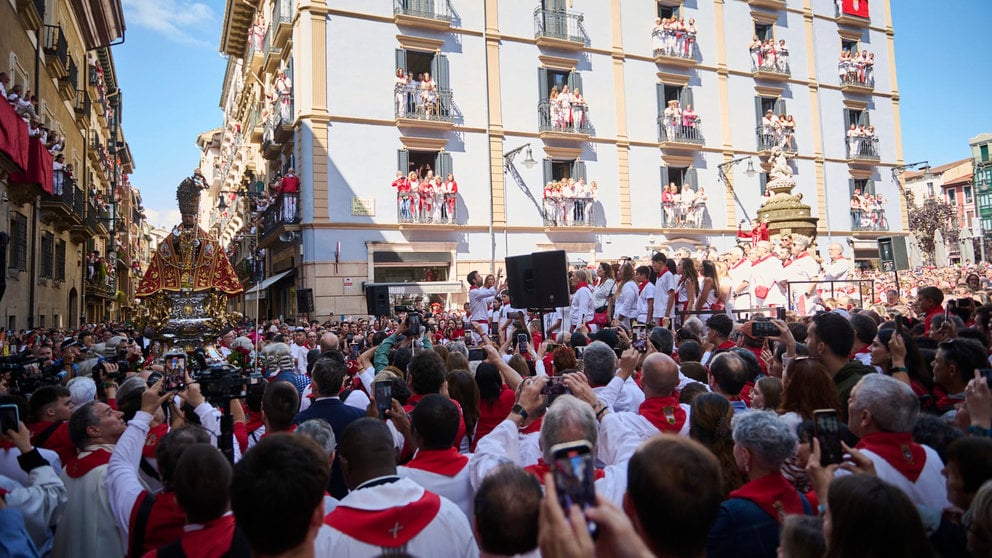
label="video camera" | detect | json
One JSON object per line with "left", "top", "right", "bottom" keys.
{"left": 194, "top": 363, "right": 264, "bottom": 404}
{"left": 394, "top": 305, "right": 427, "bottom": 337}
{"left": 1, "top": 353, "right": 59, "bottom": 395}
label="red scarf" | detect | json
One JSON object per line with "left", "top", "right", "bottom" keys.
{"left": 143, "top": 423, "right": 170, "bottom": 459}
{"left": 405, "top": 447, "right": 469, "bottom": 477}
{"left": 637, "top": 280, "right": 648, "bottom": 294}
{"left": 717, "top": 340, "right": 736, "bottom": 350}
{"left": 66, "top": 448, "right": 113, "bottom": 478}
{"left": 524, "top": 459, "right": 606, "bottom": 484}
{"left": 575, "top": 281, "right": 590, "bottom": 291}
{"left": 324, "top": 490, "right": 441, "bottom": 547}
{"left": 856, "top": 432, "right": 926, "bottom": 482}
{"left": 127, "top": 490, "right": 186, "bottom": 558}
{"left": 246, "top": 410, "right": 264, "bottom": 434}
{"left": 181, "top": 513, "right": 237, "bottom": 558}
{"left": 521, "top": 417, "right": 543, "bottom": 435}
{"left": 638, "top": 396, "right": 686, "bottom": 433}
{"left": 729, "top": 472, "right": 807, "bottom": 524}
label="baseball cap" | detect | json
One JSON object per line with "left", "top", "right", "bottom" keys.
{"left": 60, "top": 337, "right": 79, "bottom": 350}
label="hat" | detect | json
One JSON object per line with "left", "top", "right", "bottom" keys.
{"left": 831, "top": 308, "right": 852, "bottom": 320}
{"left": 60, "top": 337, "right": 79, "bottom": 351}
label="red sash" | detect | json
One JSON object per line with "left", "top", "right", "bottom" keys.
{"left": 729, "top": 472, "right": 807, "bottom": 524}
{"left": 717, "top": 340, "right": 736, "bottom": 350}
{"left": 521, "top": 417, "right": 543, "bottom": 435}
{"left": 127, "top": 490, "right": 186, "bottom": 557}
{"left": 856, "top": 432, "right": 926, "bottom": 482}
{"left": 66, "top": 448, "right": 113, "bottom": 478}
{"left": 181, "top": 514, "right": 237, "bottom": 558}
{"left": 405, "top": 447, "right": 468, "bottom": 477}
{"left": 142, "top": 423, "right": 169, "bottom": 459}
{"left": 638, "top": 396, "right": 686, "bottom": 433}
{"left": 524, "top": 459, "right": 606, "bottom": 484}
{"left": 324, "top": 490, "right": 442, "bottom": 547}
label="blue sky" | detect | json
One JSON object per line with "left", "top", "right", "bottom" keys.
{"left": 114, "top": 0, "right": 992, "bottom": 229}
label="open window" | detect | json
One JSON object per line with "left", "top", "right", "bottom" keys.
{"left": 394, "top": 48, "right": 451, "bottom": 121}
{"left": 656, "top": 83, "right": 698, "bottom": 142}
{"left": 754, "top": 96, "right": 787, "bottom": 151}
{"left": 841, "top": 39, "right": 859, "bottom": 55}
{"left": 537, "top": 67, "right": 588, "bottom": 133}
{"left": 849, "top": 178, "right": 874, "bottom": 196}
{"left": 543, "top": 159, "right": 586, "bottom": 183}
{"left": 660, "top": 166, "right": 698, "bottom": 227}
{"left": 657, "top": 4, "right": 680, "bottom": 19}
{"left": 754, "top": 23, "right": 773, "bottom": 41}
{"left": 396, "top": 149, "right": 455, "bottom": 224}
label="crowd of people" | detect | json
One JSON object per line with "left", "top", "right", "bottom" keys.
{"left": 850, "top": 189, "right": 889, "bottom": 231}
{"left": 847, "top": 123, "right": 879, "bottom": 158}
{"left": 393, "top": 68, "right": 448, "bottom": 120}
{"left": 838, "top": 49, "right": 875, "bottom": 87}
{"left": 543, "top": 178, "right": 597, "bottom": 226}
{"left": 544, "top": 84, "right": 589, "bottom": 132}
{"left": 663, "top": 182, "right": 709, "bottom": 228}
{"left": 6, "top": 252, "right": 992, "bottom": 556}
{"left": 660, "top": 99, "right": 701, "bottom": 142}
{"left": 391, "top": 170, "right": 458, "bottom": 224}
{"left": 759, "top": 109, "right": 798, "bottom": 151}
{"left": 651, "top": 16, "right": 699, "bottom": 58}
{"left": 749, "top": 36, "right": 790, "bottom": 74}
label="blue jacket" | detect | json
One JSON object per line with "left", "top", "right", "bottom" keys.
{"left": 293, "top": 397, "right": 365, "bottom": 499}
{"left": 707, "top": 493, "right": 812, "bottom": 558}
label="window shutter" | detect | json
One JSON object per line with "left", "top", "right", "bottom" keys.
{"left": 685, "top": 168, "right": 698, "bottom": 189}
{"left": 859, "top": 111, "right": 871, "bottom": 127}
{"left": 436, "top": 151, "right": 452, "bottom": 178}
{"left": 432, "top": 54, "right": 450, "bottom": 90}
{"left": 395, "top": 49, "right": 407, "bottom": 72}
{"left": 849, "top": 178, "right": 856, "bottom": 195}
{"left": 397, "top": 149, "right": 409, "bottom": 174}
{"left": 543, "top": 159, "right": 553, "bottom": 185}
{"left": 843, "top": 108, "right": 851, "bottom": 133}
{"left": 572, "top": 161, "right": 586, "bottom": 181}
{"left": 865, "top": 179, "right": 875, "bottom": 196}
{"left": 774, "top": 98, "right": 786, "bottom": 116}
{"left": 539, "top": 68, "right": 549, "bottom": 101}
{"left": 679, "top": 86, "right": 694, "bottom": 109}
{"left": 660, "top": 166, "right": 669, "bottom": 189}
{"left": 759, "top": 173, "right": 768, "bottom": 195}
{"left": 568, "top": 71, "right": 583, "bottom": 94}
{"left": 755, "top": 97, "right": 765, "bottom": 126}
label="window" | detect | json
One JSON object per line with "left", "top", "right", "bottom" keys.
{"left": 755, "top": 96, "right": 786, "bottom": 150}
{"left": 544, "top": 159, "right": 586, "bottom": 183}
{"left": 981, "top": 144, "right": 989, "bottom": 163}
{"left": 40, "top": 233, "right": 54, "bottom": 278}
{"left": 540, "top": 68, "right": 579, "bottom": 99}
{"left": 926, "top": 181, "right": 935, "bottom": 198}
{"left": 843, "top": 108, "right": 869, "bottom": 128}
{"left": 55, "top": 240, "right": 66, "bottom": 281}
{"left": 396, "top": 149, "right": 452, "bottom": 180}
{"left": 538, "top": 68, "right": 586, "bottom": 131}
{"left": 841, "top": 39, "right": 859, "bottom": 55}
{"left": 9, "top": 213, "right": 27, "bottom": 271}
{"left": 656, "top": 84, "right": 696, "bottom": 140}
{"left": 965, "top": 186, "right": 973, "bottom": 204}
{"left": 659, "top": 166, "right": 695, "bottom": 193}
{"left": 657, "top": 5, "right": 679, "bottom": 19}
{"left": 967, "top": 211, "right": 975, "bottom": 228}
{"left": 850, "top": 178, "right": 874, "bottom": 195}
{"left": 754, "top": 23, "right": 773, "bottom": 41}
{"left": 947, "top": 188, "right": 957, "bottom": 205}
{"left": 9, "top": 53, "right": 29, "bottom": 90}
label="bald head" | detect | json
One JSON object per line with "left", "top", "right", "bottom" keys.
{"left": 319, "top": 332, "right": 339, "bottom": 353}
{"left": 641, "top": 353, "right": 679, "bottom": 397}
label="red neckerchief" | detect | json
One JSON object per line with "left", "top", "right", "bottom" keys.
{"left": 127, "top": 490, "right": 186, "bottom": 558}
{"left": 637, "top": 280, "right": 648, "bottom": 293}
{"left": 924, "top": 306, "right": 943, "bottom": 335}
{"left": 782, "top": 259, "right": 792, "bottom": 268}
{"left": 575, "top": 281, "right": 590, "bottom": 290}
{"left": 638, "top": 396, "right": 686, "bottom": 433}
{"left": 731, "top": 259, "right": 747, "bottom": 270}
{"left": 260, "top": 424, "right": 298, "bottom": 440}
{"left": 66, "top": 448, "right": 113, "bottom": 478}
{"left": 405, "top": 447, "right": 469, "bottom": 477}
{"left": 403, "top": 394, "right": 424, "bottom": 414}
{"left": 521, "top": 417, "right": 543, "bottom": 435}
{"left": 729, "top": 472, "right": 807, "bottom": 524}
{"left": 324, "top": 489, "right": 441, "bottom": 547}
{"left": 851, "top": 346, "right": 870, "bottom": 358}
{"left": 143, "top": 422, "right": 170, "bottom": 459}
{"left": 181, "top": 513, "right": 237, "bottom": 558}
{"left": 717, "top": 340, "right": 736, "bottom": 350}
{"left": 856, "top": 432, "right": 926, "bottom": 482}
{"left": 524, "top": 459, "right": 606, "bottom": 484}
{"left": 246, "top": 410, "right": 264, "bottom": 434}
{"left": 754, "top": 255, "right": 773, "bottom": 265}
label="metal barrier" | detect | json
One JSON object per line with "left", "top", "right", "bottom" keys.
{"left": 785, "top": 279, "right": 876, "bottom": 314}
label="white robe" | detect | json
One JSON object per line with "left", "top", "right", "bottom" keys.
{"left": 750, "top": 255, "right": 786, "bottom": 307}
{"left": 397, "top": 459, "right": 474, "bottom": 520}
{"left": 52, "top": 444, "right": 126, "bottom": 558}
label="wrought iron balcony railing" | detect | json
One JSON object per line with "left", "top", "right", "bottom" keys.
{"left": 847, "top": 136, "right": 880, "bottom": 161}
{"left": 393, "top": 0, "right": 452, "bottom": 22}
{"left": 751, "top": 57, "right": 790, "bottom": 77}
{"left": 661, "top": 201, "right": 709, "bottom": 229}
{"left": 657, "top": 118, "right": 704, "bottom": 145}
{"left": 851, "top": 209, "right": 889, "bottom": 232}
{"left": 543, "top": 197, "right": 595, "bottom": 227}
{"left": 534, "top": 7, "right": 586, "bottom": 45}
{"left": 538, "top": 100, "right": 591, "bottom": 135}
{"left": 394, "top": 86, "right": 454, "bottom": 123}
{"left": 756, "top": 126, "right": 797, "bottom": 153}
{"left": 396, "top": 192, "right": 457, "bottom": 224}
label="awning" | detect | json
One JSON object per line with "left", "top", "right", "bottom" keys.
{"left": 372, "top": 281, "right": 464, "bottom": 296}
{"left": 244, "top": 269, "right": 295, "bottom": 295}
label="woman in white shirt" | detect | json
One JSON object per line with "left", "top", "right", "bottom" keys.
{"left": 612, "top": 263, "right": 638, "bottom": 329}
{"left": 592, "top": 262, "right": 617, "bottom": 332}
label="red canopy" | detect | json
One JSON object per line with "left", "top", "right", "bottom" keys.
{"left": 0, "top": 100, "right": 29, "bottom": 171}
{"left": 10, "top": 137, "right": 53, "bottom": 195}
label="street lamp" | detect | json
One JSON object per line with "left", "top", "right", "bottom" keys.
{"left": 504, "top": 143, "right": 537, "bottom": 169}
{"left": 891, "top": 160, "right": 930, "bottom": 203}
{"left": 717, "top": 156, "right": 757, "bottom": 223}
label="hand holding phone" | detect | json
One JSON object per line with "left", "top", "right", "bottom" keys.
{"left": 0, "top": 404, "right": 19, "bottom": 434}
{"left": 551, "top": 440, "right": 598, "bottom": 537}
{"left": 374, "top": 381, "right": 392, "bottom": 420}
{"left": 813, "top": 409, "right": 844, "bottom": 466}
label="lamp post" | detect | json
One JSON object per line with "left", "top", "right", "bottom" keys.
{"left": 498, "top": 143, "right": 538, "bottom": 272}
{"left": 717, "top": 156, "right": 757, "bottom": 224}
{"left": 890, "top": 160, "right": 931, "bottom": 204}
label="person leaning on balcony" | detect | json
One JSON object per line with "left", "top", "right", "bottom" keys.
{"left": 394, "top": 68, "right": 408, "bottom": 117}
{"left": 53, "top": 154, "right": 65, "bottom": 196}
{"left": 682, "top": 104, "right": 698, "bottom": 132}
{"left": 571, "top": 89, "right": 586, "bottom": 129}
{"left": 652, "top": 18, "right": 665, "bottom": 53}
{"left": 847, "top": 123, "right": 860, "bottom": 155}
{"left": 279, "top": 168, "right": 300, "bottom": 223}
{"left": 777, "top": 39, "right": 789, "bottom": 72}
{"left": 443, "top": 173, "right": 457, "bottom": 223}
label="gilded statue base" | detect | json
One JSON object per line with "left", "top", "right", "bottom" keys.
{"left": 755, "top": 146, "right": 819, "bottom": 242}
{"left": 135, "top": 290, "right": 242, "bottom": 352}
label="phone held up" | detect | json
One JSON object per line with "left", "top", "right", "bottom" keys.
{"left": 551, "top": 440, "right": 598, "bottom": 537}
{"left": 374, "top": 381, "right": 392, "bottom": 420}
{"left": 0, "top": 403, "right": 19, "bottom": 434}
{"left": 813, "top": 409, "right": 844, "bottom": 466}
{"left": 750, "top": 319, "right": 778, "bottom": 338}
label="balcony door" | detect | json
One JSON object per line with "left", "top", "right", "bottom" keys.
{"left": 541, "top": 0, "right": 569, "bottom": 38}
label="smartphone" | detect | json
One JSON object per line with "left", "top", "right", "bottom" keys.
{"left": 542, "top": 376, "right": 570, "bottom": 407}
{"left": 0, "top": 403, "right": 19, "bottom": 433}
{"left": 468, "top": 348, "right": 486, "bottom": 361}
{"left": 979, "top": 369, "right": 992, "bottom": 386}
{"left": 350, "top": 345, "right": 360, "bottom": 360}
{"left": 751, "top": 320, "right": 778, "bottom": 337}
{"left": 374, "top": 381, "right": 392, "bottom": 419}
{"left": 573, "top": 346, "right": 585, "bottom": 359}
{"left": 162, "top": 351, "right": 187, "bottom": 392}
{"left": 945, "top": 299, "right": 953, "bottom": 321}
{"left": 632, "top": 324, "right": 647, "bottom": 342}
{"left": 813, "top": 409, "right": 844, "bottom": 466}
{"left": 776, "top": 307, "right": 786, "bottom": 321}
{"left": 550, "top": 440, "right": 598, "bottom": 537}
{"left": 517, "top": 333, "right": 529, "bottom": 351}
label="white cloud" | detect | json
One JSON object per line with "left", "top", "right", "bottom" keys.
{"left": 144, "top": 207, "right": 182, "bottom": 230}
{"left": 122, "top": 0, "right": 217, "bottom": 47}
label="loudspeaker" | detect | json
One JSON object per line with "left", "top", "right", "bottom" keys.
{"left": 505, "top": 250, "right": 570, "bottom": 309}
{"left": 877, "top": 237, "right": 910, "bottom": 272}
{"left": 296, "top": 288, "right": 314, "bottom": 313}
{"left": 364, "top": 284, "right": 391, "bottom": 316}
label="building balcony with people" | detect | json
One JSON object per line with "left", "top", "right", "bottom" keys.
{"left": 651, "top": 16, "right": 700, "bottom": 67}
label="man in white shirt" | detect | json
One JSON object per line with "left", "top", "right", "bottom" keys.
{"left": 289, "top": 327, "right": 310, "bottom": 377}
{"left": 468, "top": 270, "right": 502, "bottom": 342}
{"left": 634, "top": 265, "right": 655, "bottom": 325}
{"left": 823, "top": 242, "right": 852, "bottom": 296}
{"left": 568, "top": 269, "right": 595, "bottom": 332}
{"left": 727, "top": 246, "right": 752, "bottom": 314}
{"left": 780, "top": 235, "right": 821, "bottom": 314}
{"left": 750, "top": 241, "right": 786, "bottom": 308}
{"left": 319, "top": 418, "right": 478, "bottom": 557}
{"left": 651, "top": 253, "right": 676, "bottom": 325}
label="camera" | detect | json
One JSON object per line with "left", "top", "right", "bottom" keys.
{"left": 194, "top": 363, "right": 264, "bottom": 404}
{"left": 542, "top": 376, "right": 571, "bottom": 407}
{"left": 395, "top": 305, "right": 426, "bottom": 337}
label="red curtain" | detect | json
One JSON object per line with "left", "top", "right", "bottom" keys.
{"left": 0, "top": 100, "right": 29, "bottom": 171}
{"left": 841, "top": 0, "right": 869, "bottom": 18}
{"left": 10, "top": 137, "right": 54, "bottom": 195}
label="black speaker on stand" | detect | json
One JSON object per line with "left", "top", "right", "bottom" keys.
{"left": 505, "top": 250, "right": 570, "bottom": 309}
{"left": 364, "top": 284, "right": 391, "bottom": 317}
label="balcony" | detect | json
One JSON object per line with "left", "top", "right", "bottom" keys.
{"left": 661, "top": 201, "right": 709, "bottom": 229}
{"left": 396, "top": 192, "right": 458, "bottom": 226}
{"left": 394, "top": 87, "right": 455, "bottom": 130}
{"left": 658, "top": 120, "right": 704, "bottom": 152}
{"left": 43, "top": 25, "right": 69, "bottom": 78}
{"left": 534, "top": 7, "right": 587, "bottom": 51}
{"left": 393, "top": 0, "right": 452, "bottom": 31}
{"left": 74, "top": 90, "right": 90, "bottom": 125}
{"left": 840, "top": 71, "right": 874, "bottom": 94}
{"left": 273, "top": 97, "right": 294, "bottom": 143}
{"left": 756, "top": 127, "right": 797, "bottom": 155}
{"left": 246, "top": 35, "right": 264, "bottom": 76}
{"left": 58, "top": 58, "right": 78, "bottom": 101}
{"left": 837, "top": 5, "right": 870, "bottom": 28}
{"left": 538, "top": 100, "right": 591, "bottom": 141}
{"left": 263, "top": 25, "right": 281, "bottom": 74}
{"left": 250, "top": 108, "right": 264, "bottom": 142}
{"left": 542, "top": 196, "right": 594, "bottom": 228}
{"left": 653, "top": 42, "right": 700, "bottom": 69}
{"left": 751, "top": 57, "right": 790, "bottom": 81}
{"left": 746, "top": 0, "right": 786, "bottom": 8}
{"left": 41, "top": 179, "right": 83, "bottom": 231}
{"left": 273, "top": 0, "right": 294, "bottom": 46}
{"left": 16, "top": 0, "right": 45, "bottom": 31}
{"left": 847, "top": 136, "right": 880, "bottom": 165}
{"left": 851, "top": 208, "right": 889, "bottom": 232}
{"left": 257, "top": 193, "right": 300, "bottom": 248}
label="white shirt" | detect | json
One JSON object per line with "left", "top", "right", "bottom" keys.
{"left": 751, "top": 255, "right": 786, "bottom": 306}
{"left": 469, "top": 286, "right": 497, "bottom": 323}
{"left": 593, "top": 375, "right": 646, "bottom": 414}
{"left": 729, "top": 258, "right": 752, "bottom": 299}
{"left": 613, "top": 281, "right": 639, "bottom": 320}
{"left": 397, "top": 457, "right": 474, "bottom": 520}
{"left": 0, "top": 446, "right": 61, "bottom": 487}
{"left": 569, "top": 284, "right": 595, "bottom": 330}
{"left": 823, "top": 257, "right": 851, "bottom": 281}
{"left": 106, "top": 410, "right": 155, "bottom": 541}
{"left": 290, "top": 342, "right": 310, "bottom": 376}
{"left": 52, "top": 444, "right": 126, "bottom": 558}
{"left": 837, "top": 443, "right": 949, "bottom": 512}
{"left": 0, "top": 461, "right": 67, "bottom": 556}
{"left": 592, "top": 278, "right": 616, "bottom": 310}
{"left": 315, "top": 477, "right": 478, "bottom": 558}
{"left": 636, "top": 282, "right": 655, "bottom": 324}
{"left": 653, "top": 271, "right": 677, "bottom": 319}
